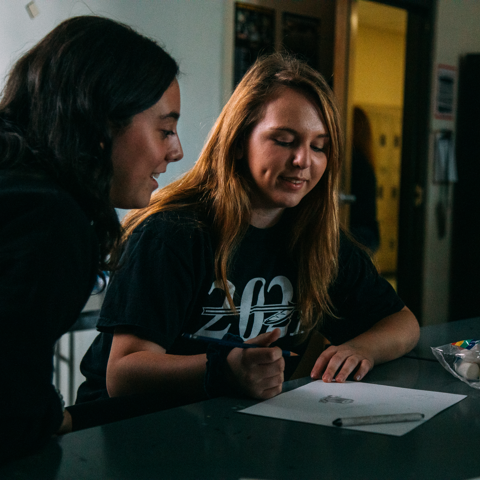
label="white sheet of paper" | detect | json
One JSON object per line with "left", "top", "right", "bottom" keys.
{"left": 239, "top": 381, "right": 466, "bottom": 436}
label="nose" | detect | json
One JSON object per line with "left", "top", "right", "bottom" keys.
{"left": 292, "top": 144, "right": 311, "bottom": 169}
{"left": 167, "top": 135, "right": 184, "bottom": 163}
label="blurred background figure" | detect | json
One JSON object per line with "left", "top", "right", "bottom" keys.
{"left": 349, "top": 106, "right": 380, "bottom": 253}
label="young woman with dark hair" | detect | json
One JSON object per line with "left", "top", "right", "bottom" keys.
{"left": 0, "top": 15, "right": 183, "bottom": 461}
{"left": 79, "top": 53, "right": 419, "bottom": 406}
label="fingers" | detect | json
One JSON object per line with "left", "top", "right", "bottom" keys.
{"left": 322, "top": 349, "right": 356, "bottom": 383}
{"left": 310, "top": 345, "right": 373, "bottom": 383}
{"left": 226, "top": 334, "right": 285, "bottom": 399}
{"left": 242, "top": 343, "right": 284, "bottom": 365}
{"left": 310, "top": 346, "right": 337, "bottom": 379}
{"left": 256, "top": 376, "right": 284, "bottom": 400}
{"left": 328, "top": 355, "right": 361, "bottom": 383}
{"left": 232, "top": 349, "right": 285, "bottom": 387}
{"left": 245, "top": 328, "right": 281, "bottom": 347}
{"left": 242, "top": 328, "right": 284, "bottom": 365}
{"left": 242, "top": 356, "right": 284, "bottom": 381}
{"left": 353, "top": 359, "right": 371, "bottom": 382}
{"left": 245, "top": 369, "right": 284, "bottom": 400}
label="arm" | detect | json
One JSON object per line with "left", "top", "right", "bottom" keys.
{"left": 311, "top": 306, "right": 419, "bottom": 383}
{"left": 102, "top": 213, "right": 284, "bottom": 402}
{"left": 107, "top": 327, "right": 207, "bottom": 403}
{"left": 0, "top": 180, "right": 98, "bottom": 462}
{"left": 107, "top": 327, "right": 285, "bottom": 402}
{"left": 56, "top": 410, "right": 73, "bottom": 435}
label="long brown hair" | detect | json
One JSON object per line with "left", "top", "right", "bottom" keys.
{"left": 120, "top": 53, "right": 343, "bottom": 331}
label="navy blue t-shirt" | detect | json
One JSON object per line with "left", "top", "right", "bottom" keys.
{"left": 78, "top": 209, "right": 404, "bottom": 402}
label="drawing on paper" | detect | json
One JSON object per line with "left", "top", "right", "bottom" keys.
{"left": 319, "top": 395, "right": 354, "bottom": 404}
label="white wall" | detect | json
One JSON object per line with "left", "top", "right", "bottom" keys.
{"left": 0, "top": 0, "right": 227, "bottom": 190}
{"left": 422, "top": 0, "right": 480, "bottom": 325}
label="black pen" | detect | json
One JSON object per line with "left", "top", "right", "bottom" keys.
{"left": 182, "top": 333, "right": 298, "bottom": 357}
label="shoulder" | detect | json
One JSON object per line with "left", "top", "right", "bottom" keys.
{"left": 338, "top": 230, "right": 367, "bottom": 263}
{"left": 136, "top": 209, "right": 209, "bottom": 240}
{"left": 333, "top": 231, "right": 378, "bottom": 289}
{"left": 0, "top": 172, "right": 97, "bottom": 260}
{"left": 125, "top": 208, "right": 213, "bottom": 259}
{"left": 0, "top": 172, "right": 91, "bottom": 226}
{"left": 0, "top": 171, "right": 64, "bottom": 198}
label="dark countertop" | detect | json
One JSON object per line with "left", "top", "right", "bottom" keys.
{"left": 2, "top": 355, "right": 480, "bottom": 480}
{"left": 407, "top": 316, "right": 479, "bottom": 361}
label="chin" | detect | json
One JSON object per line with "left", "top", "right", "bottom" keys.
{"left": 277, "top": 198, "right": 303, "bottom": 209}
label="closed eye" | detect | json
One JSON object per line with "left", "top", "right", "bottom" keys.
{"left": 161, "top": 130, "right": 176, "bottom": 138}
{"left": 274, "top": 139, "right": 293, "bottom": 147}
{"left": 311, "top": 145, "right": 326, "bottom": 153}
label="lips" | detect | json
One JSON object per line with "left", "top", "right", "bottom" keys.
{"left": 280, "top": 176, "right": 308, "bottom": 185}
{"left": 151, "top": 172, "right": 161, "bottom": 188}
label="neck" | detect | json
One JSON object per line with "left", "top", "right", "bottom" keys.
{"left": 250, "top": 207, "right": 284, "bottom": 229}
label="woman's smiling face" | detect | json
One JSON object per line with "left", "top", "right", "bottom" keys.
{"left": 109, "top": 79, "right": 183, "bottom": 209}
{"left": 245, "top": 86, "right": 329, "bottom": 228}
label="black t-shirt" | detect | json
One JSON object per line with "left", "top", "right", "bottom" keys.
{"left": 0, "top": 172, "right": 98, "bottom": 463}
{"left": 78, "top": 209, "right": 404, "bottom": 403}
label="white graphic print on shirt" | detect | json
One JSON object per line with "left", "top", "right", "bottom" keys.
{"left": 194, "top": 275, "right": 299, "bottom": 340}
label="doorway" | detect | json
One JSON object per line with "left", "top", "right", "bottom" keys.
{"left": 350, "top": 1, "right": 407, "bottom": 290}
{"left": 337, "top": 0, "right": 434, "bottom": 322}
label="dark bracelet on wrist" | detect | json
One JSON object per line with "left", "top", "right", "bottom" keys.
{"left": 204, "top": 333, "right": 244, "bottom": 399}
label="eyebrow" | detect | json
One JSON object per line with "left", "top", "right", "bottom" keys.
{"left": 272, "top": 127, "right": 329, "bottom": 138}
{"left": 159, "top": 111, "right": 180, "bottom": 121}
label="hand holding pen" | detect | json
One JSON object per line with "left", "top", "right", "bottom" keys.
{"left": 184, "top": 328, "right": 291, "bottom": 400}
{"left": 224, "top": 328, "right": 287, "bottom": 400}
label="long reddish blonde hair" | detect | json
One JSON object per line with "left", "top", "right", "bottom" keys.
{"left": 119, "top": 53, "right": 343, "bottom": 332}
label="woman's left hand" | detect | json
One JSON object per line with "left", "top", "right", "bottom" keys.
{"left": 310, "top": 343, "right": 374, "bottom": 383}
{"left": 310, "top": 307, "right": 420, "bottom": 382}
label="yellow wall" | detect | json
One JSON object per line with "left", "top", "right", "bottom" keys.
{"left": 351, "top": 17, "right": 406, "bottom": 280}
{"left": 353, "top": 25, "right": 406, "bottom": 107}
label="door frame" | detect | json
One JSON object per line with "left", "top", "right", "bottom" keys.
{"left": 333, "top": 0, "right": 435, "bottom": 322}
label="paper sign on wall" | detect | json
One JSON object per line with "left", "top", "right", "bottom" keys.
{"left": 435, "top": 64, "right": 456, "bottom": 121}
